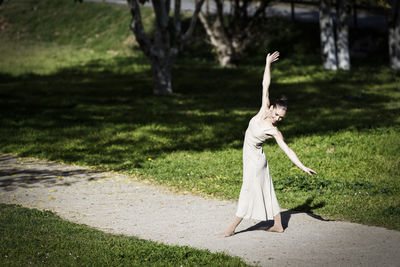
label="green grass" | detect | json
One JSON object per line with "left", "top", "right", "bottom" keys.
{"left": 0, "top": 204, "right": 248, "bottom": 266}
{"left": 0, "top": 0, "right": 152, "bottom": 75}
{"left": 0, "top": 0, "right": 399, "bottom": 234}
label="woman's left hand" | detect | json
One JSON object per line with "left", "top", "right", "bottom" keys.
{"left": 266, "top": 51, "right": 280, "bottom": 65}
{"left": 302, "top": 167, "right": 317, "bottom": 175}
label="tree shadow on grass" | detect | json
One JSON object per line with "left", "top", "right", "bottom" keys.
{"left": 0, "top": 56, "right": 399, "bottom": 170}
{"left": 235, "top": 197, "right": 329, "bottom": 235}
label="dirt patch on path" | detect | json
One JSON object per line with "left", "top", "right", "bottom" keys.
{"left": 1, "top": 153, "right": 399, "bottom": 266}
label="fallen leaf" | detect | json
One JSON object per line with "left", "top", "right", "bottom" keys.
{"left": 326, "top": 147, "right": 335, "bottom": 153}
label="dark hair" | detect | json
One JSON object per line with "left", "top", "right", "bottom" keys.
{"left": 275, "top": 95, "right": 288, "bottom": 110}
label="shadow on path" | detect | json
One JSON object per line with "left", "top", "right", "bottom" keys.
{"left": 236, "top": 197, "right": 329, "bottom": 235}
{"left": 0, "top": 154, "right": 105, "bottom": 191}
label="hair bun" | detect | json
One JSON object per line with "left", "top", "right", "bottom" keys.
{"left": 275, "top": 95, "right": 288, "bottom": 109}
{"left": 279, "top": 95, "right": 287, "bottom": 101}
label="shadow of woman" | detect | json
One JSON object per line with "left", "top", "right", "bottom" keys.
{"left": 235, "top": 197, "right": 330, "bottom": 234}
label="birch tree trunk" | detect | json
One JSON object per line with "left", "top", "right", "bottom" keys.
{"left": 388, "top": 0, "right": 400, "bottom": 70}
{"left": 151, "top": 55, "right": 173, "bottom": 95}
{"left": 150, "top": 28, "right": 173, "bottom": 95}
{"left": 199, "top": 0, "right": 270, "bottom": 67}
{"left": 319, "top": 0, "right": 337, "bottom": 70}
{"left": 150, "top": 0, "right": 173, "bottom": 95}
{"left": 128, "top": 0, "right": 205, "bottom": 95}
{"left": 336, "top": 0, "right": 350, "bottom": 70}
{"left": 199, "top": 11, "right": 235, "bottom": 66}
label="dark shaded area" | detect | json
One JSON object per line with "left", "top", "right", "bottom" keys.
{"left": 0, "top": 154, "right": 105, "bottom": 191}
{"left": 0, "top": 53, "right": 398, "bottom": 169}
{"left": 282, "top": 197, "right": 329, "bottom": 226}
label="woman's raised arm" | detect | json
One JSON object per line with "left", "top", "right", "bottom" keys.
{"left": 261, "top": 51, "right": 280, "bottom": 111}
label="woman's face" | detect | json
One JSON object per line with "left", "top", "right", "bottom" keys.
{"left": 270, "top": 106, "right": 286, "bottom": 124}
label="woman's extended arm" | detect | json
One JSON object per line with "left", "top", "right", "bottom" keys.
{"left": 261, "top": 51, "right": 280, "bottom": 110}
{"left": 272, "top": 129, "right": 317, "bottom": 175}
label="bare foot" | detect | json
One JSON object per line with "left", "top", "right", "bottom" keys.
{"left": 266, "top": 225, "right": 284, "bottom": 233}
{"left": 219, "top": 230, "right": 235, "bottom": 237}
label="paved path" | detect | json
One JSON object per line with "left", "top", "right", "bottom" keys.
{"left": 1, "top": 153, "right": 399, "bottom": 266}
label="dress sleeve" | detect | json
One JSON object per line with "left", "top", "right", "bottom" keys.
{"left": 264, "top": 126, "right": 278, "bottom": 138}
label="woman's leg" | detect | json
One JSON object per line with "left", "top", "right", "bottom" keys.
{"left": 267, "top": 212, "right": 284, "bottom": 233}
{"left": 221, "top": 216, "right": 243, "bottom": 237}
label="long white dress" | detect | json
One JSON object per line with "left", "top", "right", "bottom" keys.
{"left": 235, "top": 116, "right": 280, "bottom": 221}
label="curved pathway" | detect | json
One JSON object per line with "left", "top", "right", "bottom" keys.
{"left": 0, "top": 153, "right": 399, "bottom": 266}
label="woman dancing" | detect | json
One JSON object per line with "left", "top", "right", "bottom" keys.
{"left": 223, "top": 51, "right": 317, "bottom": 237}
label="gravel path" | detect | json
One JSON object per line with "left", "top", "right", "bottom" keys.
{"left": 1, "top": 153, "right": 399, "bottom": 266}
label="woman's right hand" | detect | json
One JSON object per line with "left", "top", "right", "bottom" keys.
{"left": 302, "top": 166, "right": 317, "bottom": 175}
{"left": 266, "top": 51, "right": 280, "bottom": 65}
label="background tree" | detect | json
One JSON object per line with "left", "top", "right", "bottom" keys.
{"left": 336, "top": 0, "right": 351, "bottom": 70}
{"left": 388, "top": 0, "right": 400, "bottom": 69}
{"left": 128, "top": 0, "right": 205, "bottom": 95}
{"left": 198, "top": 0, "right": 270, "bottom": 67}
{"left": 319, "top": 0, "right": 338, "bottom": 70}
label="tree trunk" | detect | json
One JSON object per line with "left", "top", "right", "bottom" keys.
{"left": 151, "top": 55, "right": 173, "bottom": 95}
{"left": 291, "top": 0, "right": 295, "bottom": 21}
{"left": 388, "top": 1, "right": 400, "bottom": 70}
{"left": 336, "top": 0, "right": 350, "bottom": 70}
{"left": 199, "top": 12, "right": 235, "bottom": 67}
{"left": 128, "top": 0, "right": 205, "bottom": 95}
{"left": 319, "top": 0, "right": 337, "bottom": 70}
{"left": 151, "top": 0, "right": 173, "bottom": 95}
{"left": 198, "top": 0, "right": 269, "bottom": 67}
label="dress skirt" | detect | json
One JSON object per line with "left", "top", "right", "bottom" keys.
{"left": 235, "top": 143, "right": 280, "bottom": 221}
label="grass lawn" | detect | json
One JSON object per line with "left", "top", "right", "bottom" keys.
{"left": 0, "top": 204, "right": 248, "bottom": 266}
{"left": 0, "top": 0, "right": 399, "bottom": 238}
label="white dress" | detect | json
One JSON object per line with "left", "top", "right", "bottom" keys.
{"left": 235, "top": 116, "right": 280, "bottom": 221}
